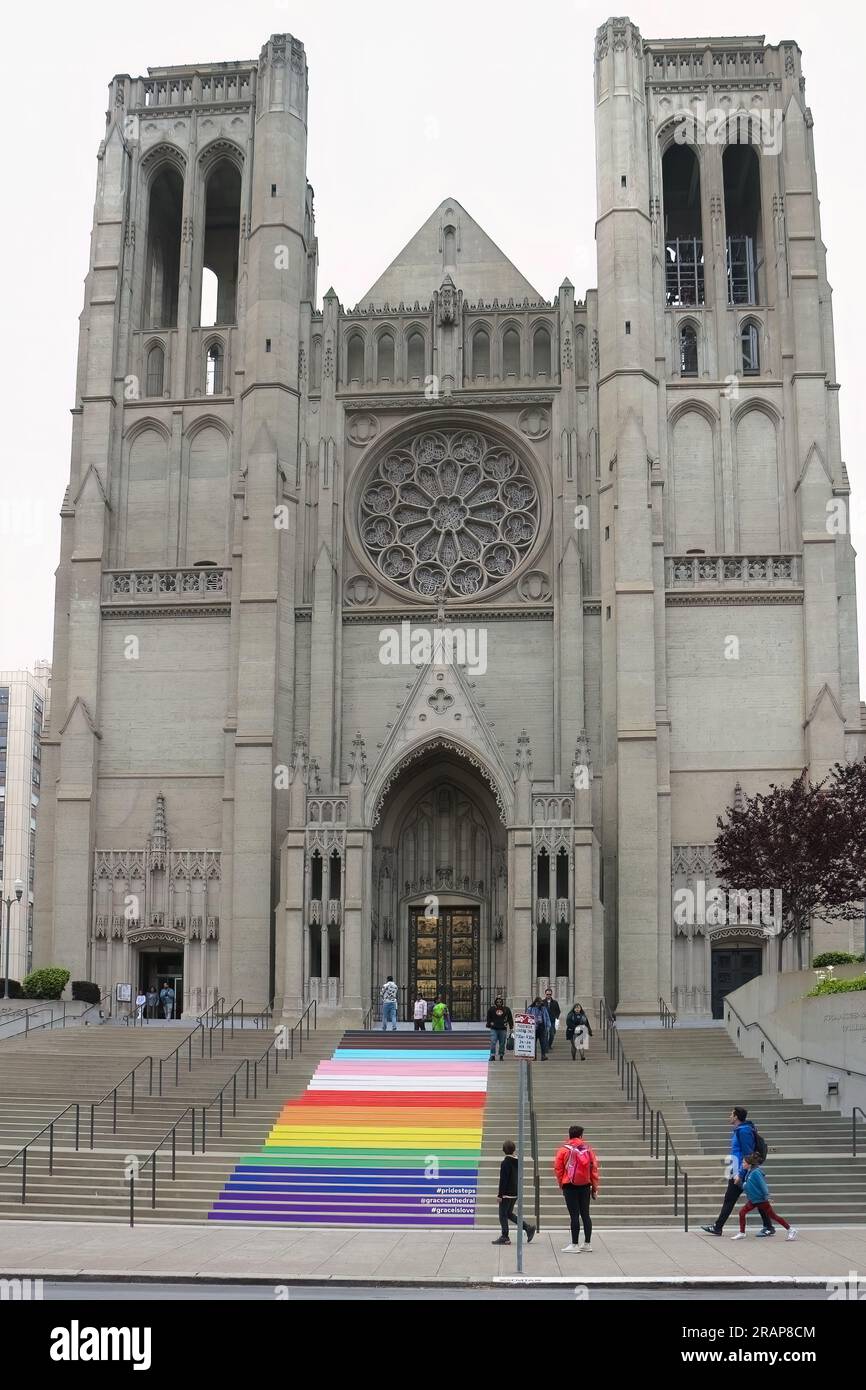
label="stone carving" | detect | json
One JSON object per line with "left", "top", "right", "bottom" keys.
{"left": 666, "top": 555, "right": 800, "bottom": 588}
{"left": 517, "top": 569, "right": 552, "bottom": 603}
{"left": 427, "top": 689, "right": 454, "bottom": 715}
{"left": 358, "top": 427, "right": 540, "bottom": 599}
{"left": 518, "top": 406, "right": 550, "bottom": 441}
{"left": 347, "top": 413, "right": 379, "bottom": 446}
{"left": 344, "top": 573, "right": 378, "bottom": 607}
{"left": 438, "top": 275, "right": 458, "bottom": 325}
{"left": 514, "top": 728, "right": 533, "bottom": 779}
{"left": 372, "top": 738, "right": 507, "bottom": 825}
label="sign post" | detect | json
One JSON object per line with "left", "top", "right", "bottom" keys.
{"left": 513, "top": 1011, "right": 536, "bottom": 1273}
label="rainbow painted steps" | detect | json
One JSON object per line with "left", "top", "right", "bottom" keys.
{"left": 208, "top": 1030, "right": 490, "bottom": 1225}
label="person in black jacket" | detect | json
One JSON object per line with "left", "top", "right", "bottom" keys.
{"left": 491, "top": 1141, "right": 536, "bottom": 1245}
{"left": 486, "top": 997, "right": 514, "bottom": 1061}
{"left": 543, "top": 988, "right": 561, "bottom": 1051}
{"left": 565, "top": 1002, "right": 593, "bottom": 1061}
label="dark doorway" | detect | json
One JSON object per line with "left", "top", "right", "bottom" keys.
{"left": 409, "top": 906, "right": 480, "bottom": 1022}
{"left": 711, "top": 945, "right": 762, "bottom": 1019}
{"left": 138, "top": 949, "right": 183, "bottom": 1019}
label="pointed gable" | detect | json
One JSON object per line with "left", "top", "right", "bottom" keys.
{"left": 361, "top": 198, "right": 541, "bottom": 306}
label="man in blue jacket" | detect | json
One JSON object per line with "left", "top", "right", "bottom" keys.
{"left": 701, "top": 1106, "right": 773, "bottom": 1235}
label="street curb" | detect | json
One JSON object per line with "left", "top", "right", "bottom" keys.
{"left": 0, "top": 1269, "right": 846, "bottom": 1289}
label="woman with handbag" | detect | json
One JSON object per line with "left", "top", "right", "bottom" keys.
{"left": 565, "top": 1002, "right": 593, "bottom": 1061}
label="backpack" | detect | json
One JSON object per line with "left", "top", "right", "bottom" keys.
{"left": 752, "top": 1128, "right": 768, "bottom": 1163}
{"left": 563, "top": 1143, "right": 592, "bottom": 1185}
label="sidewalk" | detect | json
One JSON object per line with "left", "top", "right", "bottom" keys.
{"left": 1, "top": 1221, "right": 864, "bottom": 1285}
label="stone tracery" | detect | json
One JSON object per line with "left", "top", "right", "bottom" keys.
{"left": 358, "top": 427, "right": 540, "bottom": 598}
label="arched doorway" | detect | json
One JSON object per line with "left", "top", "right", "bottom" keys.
{"left": 371, "top": 750, "right": 507, "bottom": 1021}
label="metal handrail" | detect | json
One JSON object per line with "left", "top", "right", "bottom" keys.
{"left": 0, "top": 1102, "right": 82, "bottom": 1203}
{"left": 854, "top": 1107, "right": 865, "bottom": 1160}
{"left": 249, "top": 999, "right": 275, "bottom": 1031}
{"left": 597, "top": 996, "right": 690, "bottom": 1230}
{"left": 130, "top": 1104, "right": 199, "bottom": 1227}
{"left": 213, "top": 998, "right": 245, "bottom": 1049}
{"left": 88, "top": 1056, "right": 155, "bottom": 1144}
{"left": 0, "top": 1001, "right": 64, "bottom": 1033}
{"left": 129, "top": 999, "right": 320, "bottom": 1224}
{"left": 659, "top": 995, "right": 677, "bottom": 1028}
{"left": 725, "top": 997, "right": 866, "bottom": 1082}
{"left": 0, "top": 995, "right": 110, "bottom": 1037}
{"left": 525, "top": 1058, "right": 542, "bottom": 1231}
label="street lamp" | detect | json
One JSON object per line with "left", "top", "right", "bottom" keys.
{"left": 2, "top": 880, "right": 24, "bottom": 999}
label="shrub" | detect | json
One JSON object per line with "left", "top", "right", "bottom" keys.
{"left": 22, "top": 967, "right": 70, "bottom": 1000}
{"left": 71, "top": 980, "right": 101, "bottom": 1004}
{"left": 807, "top": 973, "right": 866, "bottom": 997}
{"left": 812, "top": 951, "right": 859, "bottom": 967}
{"left": 0, "top": 979, "right": 22, "bottom": 999}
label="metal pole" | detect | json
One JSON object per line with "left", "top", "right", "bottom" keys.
{"left": 516, "top": 1059, "right": 527, "bottom": 1275}
{"left": 3, "top": 900, "right": 10, "bottom": 999}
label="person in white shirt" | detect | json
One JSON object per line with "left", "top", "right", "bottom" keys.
{"left": 380, "top": 976, "right": 399, "bottom": 1030}
{"left": 413, "top": 995, "right": 428, "bottom": 1031}
{"left": 135, "top": 992, "right": 147, "bottom": 1023}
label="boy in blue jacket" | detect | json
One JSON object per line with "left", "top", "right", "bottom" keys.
{"left": 732, "top": 1153, "right": 798, "bottom": 1240}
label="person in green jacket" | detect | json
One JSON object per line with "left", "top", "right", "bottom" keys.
{"left": 431, "top": 997, "right": 448, "bottom": 1032}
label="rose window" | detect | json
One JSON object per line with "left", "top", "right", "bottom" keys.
{"left": 358, "top": 429, "right": 540, "bottom": 597}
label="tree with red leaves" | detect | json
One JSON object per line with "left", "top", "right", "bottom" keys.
{"left": 714, "top": 760, "right": 866, "bottom": 970}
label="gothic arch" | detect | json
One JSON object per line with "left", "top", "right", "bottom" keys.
{"left": 367, "top": 733, "right": 514, "bottom": 828}
{"left": 197, "top": 137, "right": 245, "bottom": 174}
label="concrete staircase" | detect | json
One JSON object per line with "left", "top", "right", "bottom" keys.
{"left": 0, "top": 1023, "right": 343, "bottom": 1223}
{"left": 619, "top": 1025, "right": 866, "bottom": 1226}
{"left": 476, "top": 1037, "right": 697, "bottom": 1229}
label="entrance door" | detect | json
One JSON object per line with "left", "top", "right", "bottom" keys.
{"left": 138, "top": 950, "right": 184, "bottom": 1018}
{"left": 711, "top": 946, "right": 762, "bottom": 1019}
{"left": 409, "top": 907, "right": 480, "bottom": 1022}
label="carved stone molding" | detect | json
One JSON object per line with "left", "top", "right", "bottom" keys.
{"left": 372, "top": 738, "right": 507, "bottom": 826}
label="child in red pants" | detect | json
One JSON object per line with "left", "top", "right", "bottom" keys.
{"left": 732, "top": 1153, "right": 798, "bottom": 1240}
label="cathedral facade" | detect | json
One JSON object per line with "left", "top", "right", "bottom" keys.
{"left": 35, "top": 19, "right": 864, "bottom": 1021}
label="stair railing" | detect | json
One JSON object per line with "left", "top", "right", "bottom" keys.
{"left": 659, "top": 996, "right": 677, "bottom": 1028}
{"left": 597, "top": 995, "right": 690, "bottom": 1230}
{"left": 129, "top": 998, "right": 321, "bottom": 1223}
{"left": 0, "top": 1103, "right": 82, "bottom": 1204}
{"left": 88, "top": 1056, "right": 155, "bottom": 1144}
{"left": 854, "top": 1107, "right": 866, "bottom": 1159}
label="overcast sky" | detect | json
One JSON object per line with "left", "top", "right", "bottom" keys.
{"left": 1, "top": 0, "right": 864, "bottom": 692}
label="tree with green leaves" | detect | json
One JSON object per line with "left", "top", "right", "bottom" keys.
{"left": 713, "top": 760, "right": 866, "bottom": 970}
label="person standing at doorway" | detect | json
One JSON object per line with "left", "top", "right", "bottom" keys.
{"left": 491, "top": 1141, "right": 536, "bottom": 1246}
{"left": 146, "top": 986, "right": 158, "bottom": 1021}
{"left": 160, "top": 983, "right": 175, "bottom": 1020}
{"left": 528, "top": 997, "right": 551, "bottom": 1060}
{"left": 701, "top": 1107, "right": 772, "bottom": 1236}
{"left": 135, "top": 991, "right": 147, "bottom": 1023}
{"left": 565, "top": 1002, "right": 592, "bottom": 1061}
{"left": 543, "top": 988, "right": 561, "bottom": 1051}
{"left": 380, "top": 976, "right": 399, "bottom": 1031}
{"left": 485, "top": 997, "right": 513, "bottom": 1061}
{"left": 412, "top": 995, "right": 428, "bottom": 1031}
{"left": 554, "top": 1124, "right": 599, "bottom": 1253}
{"left": 431, "top": 997, "right": 448, "bottom": 1032}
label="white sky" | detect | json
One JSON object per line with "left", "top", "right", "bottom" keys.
{"left": 1, "top": 0, "right": 864, "bottom": 691}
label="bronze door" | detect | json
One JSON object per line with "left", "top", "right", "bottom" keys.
{"left": 408, "top": 906, "right": 480, "bottom": 1021}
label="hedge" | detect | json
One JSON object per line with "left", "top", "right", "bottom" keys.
{"left": 808, "top": 973, "right": 866, "bottom": 997}
{"left": 71, "top": 980, "right": 101, "bottom": 1004}
{"left": 22, "top": 967, "right": 70, "bottom": 1000}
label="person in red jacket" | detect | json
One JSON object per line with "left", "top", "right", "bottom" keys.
{"left": 554, "top": 1124, "right": 600, "bottom": 1253}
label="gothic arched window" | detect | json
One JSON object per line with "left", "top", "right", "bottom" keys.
{"left": 406, "top": 331, "right": 425, "bottom": 379}
{"left": 533, "top": 326, "right": 551, "bottom": 377}
{"left": 205, "top": 343, "right": 223, "bottom": 395}
{"left": 377, "top": 332, "right": 395, "bottom": 383}
{"left": 200, "top": 157, "right": 241, "bottom": 325}
{"left": 472, "top": 327, "right": 490, "bottom": 378}
{"left": 679, "top": 323, "right": 698, "bottom": 376}
{"left": 144, "top": 165, "right": 183, "bottom": 330}
{"left": 347, "top": 333, "right": 365, "bottom": 383}
{"left": 146, "top": 345, "right": 165, "bottom": 397}
{"left": 741, "top": 319, "right": 760, "bottom": 374}
{"left": 502, "top": 327, "right": 521, "bottom": 376}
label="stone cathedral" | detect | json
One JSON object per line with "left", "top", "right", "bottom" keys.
{"left": 35, "top": 19, "right": 864, "bottom": 1023}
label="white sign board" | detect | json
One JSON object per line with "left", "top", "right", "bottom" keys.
{"left": 513, "top": 1012, "right": 536, "bottom": 1059}
{"left": 115, "top": 983, "right": 132, "bottom": 1003}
